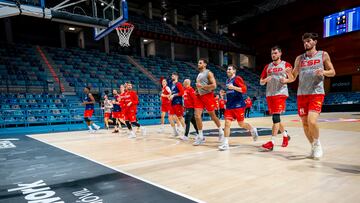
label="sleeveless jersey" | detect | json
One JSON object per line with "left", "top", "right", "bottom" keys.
{"left": 297, "top": 51, "right": 325, "bottom": 95}
{"left": 196, "top": 69, "right": 212, "bottom": 95}
{"left": 113, "top": 94, "right": 121, "bottom": 112}
{"left": 161, "top": 86, "right": 171, "bottom": 105}
{"left": 264, "top": 61, "right": 290, "bottom": 97}
{"left": 85, "top": 93, "right": 94, "bottom": 110}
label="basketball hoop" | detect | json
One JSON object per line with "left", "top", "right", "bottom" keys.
{"left": 115, "top": 22, "right": 134, "bottom": 47}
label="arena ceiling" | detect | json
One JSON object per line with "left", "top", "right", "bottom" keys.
{"left": 132, "top": 0, "right": 297, "bottom": 25}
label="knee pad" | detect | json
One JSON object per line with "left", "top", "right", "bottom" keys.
{"left": 272, "top": 114, "right": 281, "bottom": 124}
{"left": 84, "top": 117, "right": 90, "bottom": 122}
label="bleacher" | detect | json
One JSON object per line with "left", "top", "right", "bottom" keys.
{"left": 0, "top": 43, "right": 47, "bottom": 93}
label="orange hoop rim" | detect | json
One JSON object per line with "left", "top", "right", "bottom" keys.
{"left": 116, "top": 22, "right": 134, "bottom": 31}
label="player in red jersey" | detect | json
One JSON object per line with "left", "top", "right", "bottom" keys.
{"left": 122, "top": 82, "right": 146, "bottom": 138}
{"left": 218, "top": 89, "right": 226, "bottom": 119}
{"left": 259, "top": 46, "right": 292, "bottom": 151}
{"left": 158, "top": 78, "right": 180, "bottom": 133}
{"left": 244, "top": 96, "right": 252, "bottom": 118}
{"left": 286, "top": 33, "right": 335, "bottom": 159}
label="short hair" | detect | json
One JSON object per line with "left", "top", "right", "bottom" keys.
{"left": 199, "top": 58, "right": 208, "bottom": 64}
{"left": 302, "top": 32, "right": 318, "bottom": 41}
{"left": 85, "top": 86, "right": 91, "bottom": 90}
{"left": 172, "top": 72, "right": 179, "bottom": 77}
{"left": 228, "top": 64, "right": 237, "bottom": 70}
{"left": 271, "top": 45, "right": 282, "bottom": 52}
{"left": 126, "top": 81, "right": 132, "bottom": 84}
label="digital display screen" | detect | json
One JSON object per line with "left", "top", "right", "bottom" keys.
{"left": 323, "top": 6, "right": 360, "bottom": 38}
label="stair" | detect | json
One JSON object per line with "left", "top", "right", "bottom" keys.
{"left": 126, "top": 56, "right": 160, "bottom": 87}
{"left": 165, "top": 23, "right": 181, "bottom": 36}
{"left": 195, "top": 30, "right": 212, "bottom": 42}
{"left": 35, "top": 46, "right": 75, "bottom": 94}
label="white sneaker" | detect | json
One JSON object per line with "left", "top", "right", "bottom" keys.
{"left": 193, "top": 137, "right": 205, "bottom": 146}
{"left": 88, "top": 129, "right": 95, "bottom": 133}
{"left": 141, "top": 127, "right": 147, "bottom": 136}
{"left": 313, "top": 143, "right": 323, "bottom": 160}
{"left": 93, "top": 124, "right": 100, "bottom": 131}
{"left": 179, "top": 135, "right": 189, "bottom": 141}
{"left": 251, "top": 127, "right": 258, "bottom": 141}
{"left": 128, "top": 131, "right": 136, "bottom": 139}
{"left": 177, "top": 127, "right": 185, "bottom": 135}
{"left": 307, "top": 143, "right": 315, "bottom": 158}
{"left": 218, "top": 128, "right": 224, "bottom": 142}
{"left": 218, "top": 142, "right": 229, "bottom": 151}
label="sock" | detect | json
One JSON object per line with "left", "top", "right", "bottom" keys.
{"left": 219, "top": 127, "right": 223, "bottom": 132}
{"left": 313, "top": 139, "right": 320, "bottom": 145}
{"left": 198, "top": 130, "right": 203, "bottom": 139}
{"left": 282, "top": 130, "right": 288, "bottom": 137}
{"left": 92, "top": 123, "right": 99, "bottom": 128}
{"left": 224, "top": 137, "right": 229, "bottom": 145}
{"left": 88, "top": 126, "right": 93, "bottom": 130}
{"left": 271, "top": 136, "right": 275, "bottom": 144}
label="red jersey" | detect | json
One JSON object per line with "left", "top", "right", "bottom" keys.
{"left": 122, "top": 90, "right": 139, "bottom": 110}
{"left": 215, "top": 98, "right": 219, "bottom": 110}
{"left": 219, "top": 99, "right": 226, "bottom": 109}
{"left": 245, "top": 98, "right": 252, "bottom": 108}
{"left": 119, "top": 92, "right": 126, "bottom": 109}
{"left": 183, "top": 86, "right": 197, "bottom": 108}
{"left": 161, "top": 86, "right": 171, "bottom": 105}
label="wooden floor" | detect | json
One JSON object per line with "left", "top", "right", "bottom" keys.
{"left": 30, "top": 112, "right": 360, "bottom": 203}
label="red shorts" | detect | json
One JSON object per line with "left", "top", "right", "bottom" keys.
{"left": 104, "top": 112, "right": 111, "bottom": 119}
{"left": 112, "top": 111, "right": 122, "bottom": 119}
{"left": 194, "top": 92, "right": 216, "bottom": 112}
{"left": 124, "top": 108, "right": 137, "bottom": 122}
{"left": 161, "top": 104, "right": 171, "bottom": 113}
{"left": 266, "top": 95, "right": 288, "bottom": 114}
{"left": 297, "top": 94, "right": 324, "bottom": 116}
{"left": 169, "top": 104, "right": 184, "bottom": 117}
{"left": 84, "top": 110, "right": 94, "bottom": 118}
{"left": 224, "top": 108, "right": 245, "bottom": 122}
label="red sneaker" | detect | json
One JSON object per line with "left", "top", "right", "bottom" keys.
{"left": 262, "top": 141, "right": 274, "bottom": 151}
{"left": 281, "top": 135, "right": 290, "bottom": 147}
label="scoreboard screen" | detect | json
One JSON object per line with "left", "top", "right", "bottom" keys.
{"left": 323, "top": 6, "right": 360, "bottom": 38}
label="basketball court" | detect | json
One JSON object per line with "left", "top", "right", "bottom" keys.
{"left": 1, "top": 0, "right": 360, "bottom": 202}
{"left": 1, "top": 112, "right": 359, "bottom": 202}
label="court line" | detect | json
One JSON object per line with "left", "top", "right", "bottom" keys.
{"left": 29, "top": 135, "right": 205, "bottom": 203}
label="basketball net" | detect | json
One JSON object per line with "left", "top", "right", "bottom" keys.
{"left": 115, "top": 22, "right": 134, "bottom": 47}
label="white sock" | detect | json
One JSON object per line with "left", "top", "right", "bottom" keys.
{"left": 88, "top": 126, "right": 93, "bottom": 130}
{"left": 313, "top": 139, "right": 320, "bottom": 145}
{"left": 219, "top": 127, "right": 223, "bottom": 132}
{"left": 224, "top": 137, "right": 229, "bottom": 145}
{"left": 282, "top": 131, "right": 288, "bottom": 137}
{"left": 92, "top": 123, "right": 99, "bottom": 128}
{"left": 271, "top": 137, "right": 275, "bottom": 144}
{"left": 198, "top": 130, "right": 203, "bottom": 139}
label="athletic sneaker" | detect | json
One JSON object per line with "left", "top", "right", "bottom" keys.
{"left": 262, "top": 141, "right": 274, "bottom": 151}
{"left": 93, "top": 124, "right": 100, "bottom": 131}
{"left": 112, "top": 130, "right": 119, "bottom": 133}
{"left": 281, "top": 135, "right": 291, "bottom": 147}
{"left": 179, "top": 135, "right": 189, "bottom": 141}
{"left": 251, "top": 127, "right": 259, "bottom": 141}
{"left": 218, "top": 128, "right": 224, "bottom": 142}
{"left": 128, "top": 131, "right": 136, "bottom": 139}
{"left": 308, "top": 144, "right": 315, "bottom": 158}
{"left": 218, "top": 142, "right": 229, "bottom": 151}
{"left": 88, "top": 129, "right": 95, "bottom": 133}
{"left": 193, "top": 137, "right": 205, "bottom": 146}
{"left": 313, "top": 143, "right": 323, "bottom": 160}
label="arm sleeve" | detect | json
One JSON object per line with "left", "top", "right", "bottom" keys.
{"left": 260, "top": 65, "right": 268, "bottom": 79}
{"left": 176, "top": 82, "right": 184, "bottom": 96}
{"left": 235, "top": 76, "right": 247, "bottom": 94}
